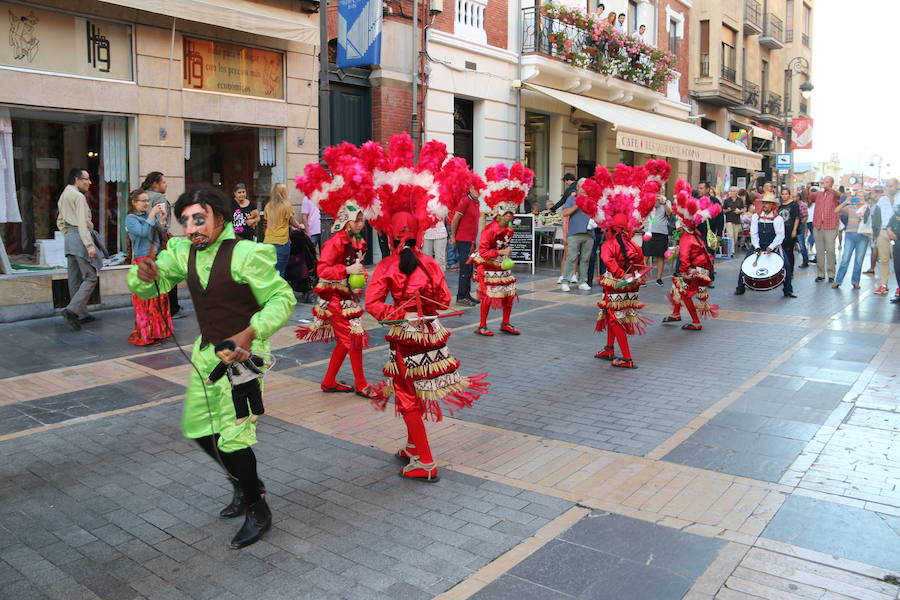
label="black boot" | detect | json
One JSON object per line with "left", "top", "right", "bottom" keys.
{"left": 220, "top": 477, "right": 266, "bottom": 518}
{"left": 229, "top": 498, "right": 272, "bottom": 549}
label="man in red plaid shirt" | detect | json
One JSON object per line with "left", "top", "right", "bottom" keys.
{"left": 811, "top": 176, "right": 841, "bottom": 282}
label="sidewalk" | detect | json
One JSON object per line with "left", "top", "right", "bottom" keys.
{"left": 1, "top": 261, "right": 899, "bottom": 599}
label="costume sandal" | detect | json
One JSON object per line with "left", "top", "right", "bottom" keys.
{"left": 354, "top": 385, "right": 379, "bottom": 399}
{"left": 610, "top": 357, "right": 637, "bottom": 369}
{"left": 321, "top": 382, "right": 353, "bottom": 393}
{"left": 474, "top": 327, "right": 494, "bottom": 336}
{"left": 661, "top": 315, "right": 682, "bottom": 323}
{"left": 401, "top": 457, "right": 440, "bottom": 483}
{"left": 499, "top": 323, "right": 520, "bottom": 335}
{"left": 681, "top": 323, "right": 703, "bottom": 331}
{"left": 594, "top": 345, "right": 615, "bottom": 360}
{"left": 395, "top": 443, "right": 416, "bottom": 463}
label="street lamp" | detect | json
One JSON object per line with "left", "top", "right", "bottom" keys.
{"left": 782, "top": 57, "right": 814, "bottom": 192}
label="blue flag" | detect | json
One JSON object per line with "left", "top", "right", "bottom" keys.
{"left": 337, "top": 0, "right": 382, "bottom": 68}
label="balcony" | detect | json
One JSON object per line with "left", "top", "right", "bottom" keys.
{"left": 760, "top": 13, "right": 784, "bottom": 49}
{"left": 521, "top": 5, "right": 677, "bottom": 92}
{"left": 760, "top": 90, "right": 783, "bottom": 125}
{"left": 743, "top": 0, "right": 762, "bottom": 35}
{"left": 802, "top": 33, "right": 809, "bottom": 47}
{"left": 734, "top": 81, "right": 761, "bottom": 116}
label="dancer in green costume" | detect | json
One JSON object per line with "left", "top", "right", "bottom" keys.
{"left": 127, "top": 186, "right": 295, "bottom": 549}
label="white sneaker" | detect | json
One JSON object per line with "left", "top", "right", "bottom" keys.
{"left": 570, "top": 274, "right": 579, "bottom": 283}
{"left": 578, "top": 282, "right": 590, "bottom": 291}
{"left": 556, "top": 275, "right": 564, "bottom": 284}
{"left": 561, "top": 283, "right": 571, "bottom": 292}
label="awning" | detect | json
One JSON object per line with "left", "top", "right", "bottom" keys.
{"left": 525, "top": 83, "right": 762, "bottom": 171}
{"left": 97, "top": 0, "right": 319, "bottom": 45}
{"left": 751, "top": 126, "right": 774, "bottom": 141}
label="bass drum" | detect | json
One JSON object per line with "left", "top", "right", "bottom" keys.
{"left": 741, "top": 252, "right": 785, "bottom": 291}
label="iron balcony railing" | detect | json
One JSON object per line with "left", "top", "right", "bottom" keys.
{"left": 762, "top": 90, "right": 782, "bottom": 115}
{"left": 721, "top": 64, "right": 737, "bottom": 83}
{"left": 744, "top": 0, "right": 762, "bottom": 30}
{"left": 762, "top": 13, "right": 783, "bottom": 42}
{"left": 742, "top": 81, "right": 760, "bottom": 108}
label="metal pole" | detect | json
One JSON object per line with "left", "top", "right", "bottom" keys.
{"left": 514, "top": 0, "right": 524, "bottom": 162}
{"left": 319, "top": 0, "right": 331, "bottom": 153}
{"left": 411, "top": 0, "right": 419, "bottom": 151}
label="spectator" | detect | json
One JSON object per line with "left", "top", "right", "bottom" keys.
{"left": 593, "top": 1, "right": 605, "bottom": 17}
{"left": 874, "top": 178, "right": 899, "bottom": 295}
{"left": 422, "top": 218, "right": 449, "bottom": 271}
{"left": 806, "top": 186, "right": 816, "bottom": 260}
{"left": 797, "top": 190, "right": 810, "bottom": 267}
{"left": 810, "top": 176, "right": 841, "bottom": 283}
{"left": 263, "top": 183, "right": 302, "bottom": 278}
{"left": 57, "top": 167, "right": 103, "bottom": 331}
{"left": 832, "top": 190, "right": 870, "bottom": 290}
{"left": 616, "top": 12, "right": 627, "bottom": 32}
{"left": 864, "top": 191, "right": 878, "bottom": 275}
{"left": 888, "top": 203, "right": 900, "bottom": 304}
{"left": 586, "top": 225, "right": 605, "bottom": 287}
{"left": 554, "top": 174, "right": 580, "bottom": 285}
{"left": 451, "top": 184, "right": 481, "bottom": 306}
{"left": 643, "top": 193, "right": 671, "bottom": 285}
{"left": 633, "top": 24, "right": 648, "bottom": 42}
{"left": 607, "top": 12, "right": 617, "bottom": 27}
{"left": 722, "top": 187, "right": 743, "bottom": 253}
{"left": 708, "top": 189, "right": 725, "bottom": 241}
{"left": 779, "top": 187, "right": 800, "bottom": 297}
{"left": 232, "top": 183, "right": 259, "bottom": 241}
{"left": 125, "top": 188, "right": 171, "bottom": 345}
{"left": 560, "top": 178, "right": 592, "bottom": 292}
{"left": 300, "top": 192, "right": 322, "bottom": 250}
{"left": 141, "top": 171, "right": 181, "bottom": 318}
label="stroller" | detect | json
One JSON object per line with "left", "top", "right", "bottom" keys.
{"left": 285, "top": 229, "right": 318, "bottom": 303}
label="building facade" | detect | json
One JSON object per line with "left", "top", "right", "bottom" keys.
{"left": 0, "top": 0, "right": 318, "bottom": 320}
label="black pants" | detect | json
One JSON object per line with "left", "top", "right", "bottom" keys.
{"left": 195, "top": 435, "right": 262, "bottom": 504}
{"left": 456, "top": 240, "right": 475, "bottom": 300}
{"left": 168, "top": 287, "right": 181, "bottom": 315}
{"left": 894, "top": 237, "right": 900, "bottom": 290}
{"left": 586, "top": 229, "right": 605, "bottom": 285}
{"left": 782, "top": 238, "right": 795, "bottom": 294}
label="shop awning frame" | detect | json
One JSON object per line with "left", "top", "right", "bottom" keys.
{"left": 97, "top": 0, "right": 319, "bottom": 45}
{"left": 525, "top": 83, "right": 762, "bottom": 171}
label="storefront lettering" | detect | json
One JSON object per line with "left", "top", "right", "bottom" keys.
{"left": 85, "top": 21, "right": 110, "bottom": 73}
{"left": 182, "top": 37, "right": 284, "bottom": 99}
{"left": 617, "top": 131, "right": 760, "bottom": 171}
{"left": 184, "top": 41, "right": 204, "bottom": 89}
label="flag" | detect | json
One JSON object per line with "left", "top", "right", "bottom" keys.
{"left": 791, "top": 118, "right": 813, "bottom": 150}
{"left": 337, "top": 0, "right": 382, "bottom": 68}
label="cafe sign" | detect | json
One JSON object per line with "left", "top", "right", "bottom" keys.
{"left": 3, "top": 1, "right": 133, "bottom": 80}
{"left": 183, "top": 37, "right": 284, "bottom": 100}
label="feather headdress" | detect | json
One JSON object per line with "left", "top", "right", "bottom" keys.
{"left": 479, "top": 162, "right": 535, "bottom": 217}
{"left": 575, "top": 159, "right": 671, "bottom": 232}
{"left": 671, "top": 179, "right": 722, "bottom": 228}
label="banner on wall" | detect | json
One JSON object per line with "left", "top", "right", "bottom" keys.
{"left": 182, "top": 37, "right": 284, "bottom": 99}
{"left": 791, "top": 118, "right": 813, "bottom": 150}
{"left": 2, "top": 1, "right": 133, "bottom": 80}
{"left": 337, "top": 0, "right": 382, "bottom": 68}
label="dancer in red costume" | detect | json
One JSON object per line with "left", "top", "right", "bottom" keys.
{"left": 294, "top": 144, "right": 379, "bottom": 397}
{"left": 363, "top": 134, "right": 489, "bottom": 482}
{"left": 474, "top": 163, "right": 534, "bottom": 336}
{"left": 663, "top": 180, "right": 720, "bottom": 331}
{"left": 576, "top": 160, "right": 670, "bottom": 368}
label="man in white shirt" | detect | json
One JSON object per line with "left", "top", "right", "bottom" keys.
{"left": 735, "top": 195, "right": 792, "bottom": 296}
{"left": 633, "top": 24, "right": 647, "bottom": 42}
{"left": 874, "top": 178, "right": 898, "bottom": 294}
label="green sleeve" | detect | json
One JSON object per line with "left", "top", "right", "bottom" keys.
{"left": 127, "top": 238, "right": 189, "bottom": 299}
{"left": 233, "top": 241, "right": 296, "bottom": 340}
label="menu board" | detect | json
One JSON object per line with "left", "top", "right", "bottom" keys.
{"left": 509, "top": 214, "right": 534, "bottom": 273}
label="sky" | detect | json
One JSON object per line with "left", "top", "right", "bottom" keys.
{"left": 798, "top": 0, "right": 899, "bottom": 180}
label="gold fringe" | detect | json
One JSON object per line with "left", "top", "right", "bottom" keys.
{"left": 383, "top": 353, "right": 461, "bottom": 380}
{"left": 385, "top": 323, "right": 450, "bottom": 346}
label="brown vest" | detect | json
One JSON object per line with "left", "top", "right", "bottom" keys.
{"left": 187, "top": 239, "right": 261, "bottom": 348}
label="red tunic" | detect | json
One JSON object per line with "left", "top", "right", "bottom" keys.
{"left": 366, "top": 250, "right": 488, "bottom": 420}
{"left": 596, "top": 232, "right": 651, "bottom": 335}
{"left": 474, "top": 219, "right": 517, "bottom": 309}
{"left": 669, "top": 228, "right": 718, "bottom": 319}
{"left": 294, "top": 229, "right": 369, "bottom": 349}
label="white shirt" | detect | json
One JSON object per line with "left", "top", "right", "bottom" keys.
{"left": 750, "top": 211, "right": 785, "bottom": 250}
{"left": 877, "top": 195, "right": 894, "bottom": 230}
{"left": 633, "top": 30, "right": 647, "bottom": 42}
{"left": 615, "top": 22, "right": 626, "bottom": 32}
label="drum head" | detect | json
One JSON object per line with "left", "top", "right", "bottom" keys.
{"left": 741, "top": 252, "right": 784, "bottom": 279}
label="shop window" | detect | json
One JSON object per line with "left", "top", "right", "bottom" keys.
{"left": 453, "top": 98, "right": 474, "bottom": 167}
{"left": 577, "top": 124, "right": 596, "bottom": 179}
{"left": 618, "top": 149, "right": 635, "bottom": 166}
{"left": 3, "top": 109, "right": 129, "bottom": 261}
{"left": 184, "top": 122, "right": 283, "bottom": 211}
{"left": 524, "top": 113, "right": 549, "bottom": 210}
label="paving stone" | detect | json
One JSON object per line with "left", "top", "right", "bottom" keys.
{"left": 508, "top": 538, "right": 619, "bottom": 596}
{"left": 473, "top": 574, "right": 572, "bottom": 600}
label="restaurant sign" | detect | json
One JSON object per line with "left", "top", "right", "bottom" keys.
{"left": 183, "top": 37, "right": 284, "bottom": 100}
{"left": 616, "top": 130, "right": 761, "bottom": 171}
{"left": 3, "top": 1, "right": 133, "bottom": 80}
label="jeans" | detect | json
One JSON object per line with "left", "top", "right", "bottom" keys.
{"left": 586, "top": 229, "right": 605, "bottom": 285}
{"left": 834, "top": 233, "right": 869, "bottom": 286}
{"left": 455, "top": 240, "right": 475, "bottom": 299}
{"left": 563, "top": 233, "right": 592, "bottom": 285}
{"left": 797, "top": 227, "right": 809, "bottom": 264}
{"left": 447, "top": 240, "right": 459, "bottom": 267}
{"left": 807, "top": 222, "right": 815, "bottom": 252}
{"left": 272, "top": 242, "right": 291, "bottom": 278}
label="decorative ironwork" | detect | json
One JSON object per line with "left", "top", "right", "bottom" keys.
{"left": 762, "top": 13, "right": 783, "bottom": 43}
{"left": 762, "top": 90, "right": 782, "bottom": 114}
{"left": 744, "top": 0, "right": 761, "bottom": 30}
{"left": 721, "top": 64, "right": 736, "bottom": 83}
{"left": 742, "top": 81, "right": 760, "bottom": 108}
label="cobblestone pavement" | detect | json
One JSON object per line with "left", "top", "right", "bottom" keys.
{"left": 2, "top": 257, "right": 900, "bottom": 599}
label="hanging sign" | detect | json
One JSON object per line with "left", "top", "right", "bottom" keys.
{"left": 791, "top": 118, "right": 813, "bottom": 150}
{"left": 337, "top": 0, "right": 382, "bottom": 68}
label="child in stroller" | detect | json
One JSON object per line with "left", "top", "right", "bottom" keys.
{"left": 285, "top": 228, "right": 318, "bottom": 303}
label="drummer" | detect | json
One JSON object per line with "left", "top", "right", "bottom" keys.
{"left": 735, "top": 193, "right": 793, "bottom": 297}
